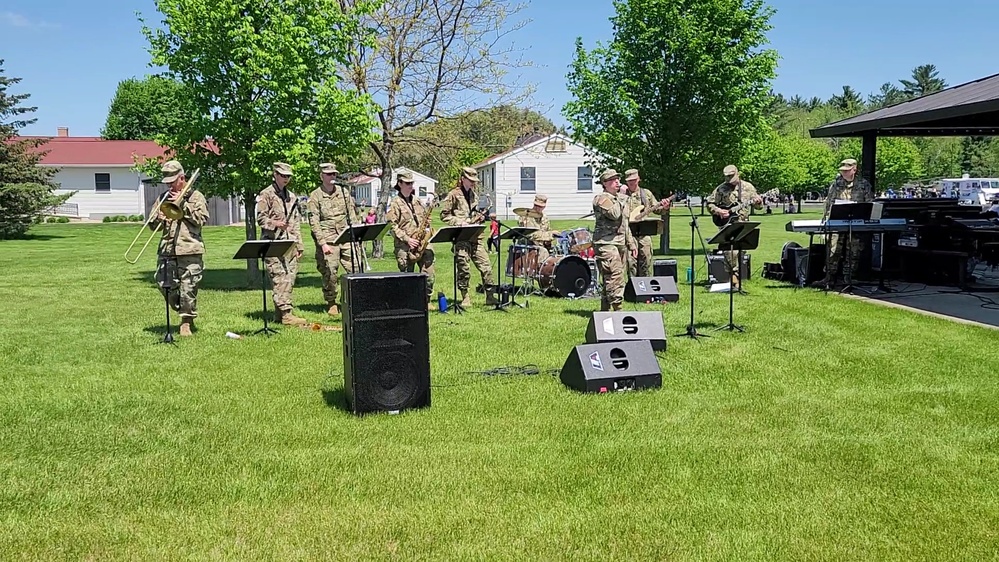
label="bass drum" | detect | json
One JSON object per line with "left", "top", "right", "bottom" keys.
{"left": 537, "top": 255, "right": 592, "bottom": 298}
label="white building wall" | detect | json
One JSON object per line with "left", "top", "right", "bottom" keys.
{"left": 49, "top": 166, "right": 145, "bottom": 218}
{"left": 491, "top": 140, "right": 601, "bottom": 220}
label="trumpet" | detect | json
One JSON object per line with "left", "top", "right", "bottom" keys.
{"left": 124, "top": 168, "right": 200, "bottom": 264}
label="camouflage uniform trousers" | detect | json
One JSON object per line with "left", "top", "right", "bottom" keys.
{"left": 627, "top": 235, "right": 653, "bottom": 278}
{"left": 315, "top": 242, "right": 356, "bottom": 305}
{"left": 454, "top": 239, "right": 494, "bottom": 292}
{"left": 596, "top": 244, "right": 627, "bottom": 311}
{"left": 395, "top": 247, "right": 436, "bottom": 299}
{"left": 264, "top": 255, "right": 299, "bottom": 311}
{"left": 156, "top": 255, "right": 203, "bottom": 320}
{"left": 826, "top": 233, "right": 863, "bottom": 282}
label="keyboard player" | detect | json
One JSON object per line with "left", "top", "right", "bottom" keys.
{"left": 813, "top": 158, "right": 874, "bottom": 288}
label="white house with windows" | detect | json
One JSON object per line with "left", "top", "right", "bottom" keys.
{"left": 473, "top": 133, "right": 608, "bottom": 220}
{"left": 347, "top": 167, "right": 437, "bottom": 210}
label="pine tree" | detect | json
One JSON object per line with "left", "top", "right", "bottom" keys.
{"left": 0, "top": 59, "right": 71, "bottom": 238}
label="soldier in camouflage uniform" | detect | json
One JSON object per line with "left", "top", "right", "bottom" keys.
{"left": 387, "top": 170, "right": 435, "bottom": 308}
{"left": 593, "top": 169, "right": 638, "bottom": 311}
{"left": 623, "top": 168, "right": 671, "bottom": 278}
{"left": 307, "top": 162, "right": 361, "bottom": 316}
{"left": 150, "top": 160, "right": 209, "bottom": 337}
{"left": 517, "top": 194, "right": 559, "bottom": 263}
{"left": 440, "top": 166, "right": 496, "bottom": 306}
{"left": 706, "top": 165, "right": 763, "bottom": 289}
{"left": 814, "top": 158, "right": 874, "bottom": 288}
{"left": 257, "top": 162, "right": 308, "bottom": 326}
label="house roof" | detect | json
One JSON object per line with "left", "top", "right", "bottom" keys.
{"left": 472, "top": 133, "right": 593, "bottom": 168}
{"left": 348, "top": 167, "right": 438, "bottom": 185}
{"left": 14, "top": 136, "right": 168, "bottom": 166}
{"left": 810, "top": 72, "right": 999, "bottom": 138}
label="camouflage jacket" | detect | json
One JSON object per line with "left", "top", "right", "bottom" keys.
{"left": 706, "top": 180, "right": 760, "bottom": 222}
{"left": 150, "top": 189, "right": 209, "bottom": 256}
{"left": 823, "top": 175, "right": 874, "bottom": 219}
{"left": 307, "top": 185, "right": 359, "bottom": 246}
{"left": 518, "top": 212, "right": 553, "bottom": 245}
{"left": 440, "top": 187, "right": 487, "bottom": 236}
{"left": 386, "top": 193, "right": 428, "bottom": 250}
{"left": 592, "top": 192, "right": 636, "bottom": 249}
{"left": 256, "top": 184, "right": 304, "bottom": 252}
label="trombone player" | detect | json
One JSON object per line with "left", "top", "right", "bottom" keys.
{"left": 149, "top": 160, "right": 209, "bottom": 336}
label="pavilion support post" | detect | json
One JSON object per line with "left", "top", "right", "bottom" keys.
{"left": 862, "top": 132, "right": 877, "bottom": 191}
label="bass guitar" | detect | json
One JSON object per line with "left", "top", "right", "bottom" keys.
{"left": 711, "top": 188, "right": 779, "bottom": 227}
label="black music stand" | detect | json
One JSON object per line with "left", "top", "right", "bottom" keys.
{"left": 233, "top": 239, "right": 298, "bottom": 336}
{"left": 332, "top": 222, "right": 391, "bottom": 274}
{"left": 707, "top": 221, "right": 760, "bottom": 332}
{"left": 827, "top": 202, "right": 873, "bottom": 295}
{"left": 629, "top": 219, "right": 661, "bottom": 237}
{"left": 429, "top": 225, "right": 486, "bottom": 314}
{"left": 494, "top": 225, "right": 538, "bottom": 311}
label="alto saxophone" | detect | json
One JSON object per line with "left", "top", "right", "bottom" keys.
{"left": 408, "top": 197, "right": 439, "bottom": 261}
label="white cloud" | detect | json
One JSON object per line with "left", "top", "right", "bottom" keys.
{"left": 0, "top": 11, "right": 60, "bottom": 30}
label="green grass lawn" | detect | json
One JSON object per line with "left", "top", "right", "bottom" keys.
{"left": 2, "top": 211, "right": 998, "bottom": 560}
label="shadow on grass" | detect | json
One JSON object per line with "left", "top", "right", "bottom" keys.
{"left": 321, "top": 387, "right": 351, "bottom": 413}
{"left": 17, "top": 232, "right": 67, "bottom": 241}
{"left": 132, "top": 268, "right": 326, "bottom": 292}
{"left": 299, "top": 303, "right": 337, "bottom": 315}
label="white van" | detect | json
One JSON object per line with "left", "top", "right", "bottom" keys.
{"left": 938, "top": 175, "right": 999, "bottom": 207}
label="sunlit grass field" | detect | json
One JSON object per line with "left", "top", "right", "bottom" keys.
{"left": 1, "top": 209, "right": 997, "bottom": 560}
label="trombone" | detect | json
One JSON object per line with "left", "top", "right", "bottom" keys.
{"left": 124, "top": 168, "right": 200, "bottom": 264}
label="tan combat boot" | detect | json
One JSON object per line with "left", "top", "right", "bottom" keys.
{"left": 278, "top": 308, "right": 308, "bottom": 326}
{"left": 328, "top": 304, "right": 340, "bottom": 316}
{"left": 179, "top": 317, "right": 193, "bottom": 336}
{"left": 460, "top": 290, "right": 472, "bottom": 308}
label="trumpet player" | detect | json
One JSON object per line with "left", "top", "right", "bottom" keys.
{"left": 387, "top": 171, "right": 435, "bottom": 309}
{"left": 149, "top": 160, "right": 209, "bottom": 336}
{"left": 440, "top": 167, "right": 496, "bottom": 307}
{"left": 307, "top": 162, "right": 360, "bottom": 316}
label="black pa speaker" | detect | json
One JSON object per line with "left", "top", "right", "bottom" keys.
{"left": 624, "top": 276, "right": 680, "bottom": 303}
{"left": 585, "top": 311, "right": 667, "bottom": 351}
{"left": 559, "top": 340, "right": 662, "bottom": 393}
{"left": 343, "top": 272, "right": 430, "bottom": 415}
{"left": 652, "top": 259, "right": 678, "bottom": 281}
{"left": 707, "top": 253, "right": 752, "bottom": 282}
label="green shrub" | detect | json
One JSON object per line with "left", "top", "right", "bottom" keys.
{"left": 58, "top": 217, "right": 70, "bottom": 223}
{"left": 102, "top": 216, "right": 112, "bottom": 223}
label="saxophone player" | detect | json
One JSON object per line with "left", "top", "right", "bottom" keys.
{"left": 307, "top": 162, "right": 360, "bottom": 316}
{"left": 387, "top": 170, "right": 435, "bottom": 309}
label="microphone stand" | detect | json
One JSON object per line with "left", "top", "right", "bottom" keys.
{"left": 337, "top": 181, "right": 361, "bottom": 275}
{"left": 677, "top": 201, "right": 710, "bottom": 340}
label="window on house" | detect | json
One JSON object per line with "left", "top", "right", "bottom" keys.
{"left": 577, "top": 166, "right": 593, "bottom": 192}
{"left": 544, "top": 137, "right": 566, "bottom": 152}
{"left": 95, "top": 173, "right": 111, "bottom": 192}
{"left": 520, "top": 167, "right": 536, "bottom": 192}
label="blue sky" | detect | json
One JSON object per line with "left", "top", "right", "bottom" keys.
{"left": 2, "top": 0, "right": 997, "bottom": 137}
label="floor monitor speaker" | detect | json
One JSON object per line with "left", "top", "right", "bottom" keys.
{"left": 560, "top": 340, "right": 662, "bottom": 393}
{"left": 624, "top": 276, "right": 680, "bottom": 303}
{"left": 585, "top": 311, "right": 667, "bottom": 351}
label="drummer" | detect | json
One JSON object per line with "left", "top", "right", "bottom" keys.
{"left": 517, "top": 194, "right": 560, "bottom": 262}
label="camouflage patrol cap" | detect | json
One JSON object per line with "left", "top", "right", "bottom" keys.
{"left": 273, "top": 162, "right": 293, "bottom": 176}
{"left": 624, "top": 169, "right": 640, "bottom": 181}
{"left": 319, "top": 162, "right": 338, "bottom": 174}
{"left": 397, "top": 170, "right": 415, "bottom": 183}
{"left": 839, "top": 158, "right": 858, "bottom": 171}
{"left": 598, "top": 169, "right": 619, "bottom": 184}
{"left": 533, "top": 194, "right": 548, "bottom": 205}
{"left": 461, "top": 166, "right": 479, "bottom": 182}
{"left": 161, "top": 160, "right": 184, "bottom": 183}
{"left": 723, "top": 165, "right": 739, "bottom": 177}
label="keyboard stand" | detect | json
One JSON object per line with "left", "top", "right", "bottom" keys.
{"left": 839, "top": 219, "right": 873, "bottom": 296}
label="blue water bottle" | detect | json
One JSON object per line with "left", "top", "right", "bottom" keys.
{"left": 686, "top": 267, "right": 693, "bottom": 283}
{"left": 437, "top": 292, "right": 448, "bottom": 313}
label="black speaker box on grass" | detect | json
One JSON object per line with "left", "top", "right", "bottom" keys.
{"left": 560, "top": 340, "right": 662, "bottom": 393}
{"left": 624, "top": 276, "right": 680, "bottom": 303}
{"left": 585, "top": 311, "right": 667, "bottom": 351}
{"left": 707, "top": 253, "right": 752, "bottom": 283}
{"left": 652, "top": 259, "right": 678, "bottom": 281}
{"left": 343, "top": 273, "right": 430, "bottom": 415}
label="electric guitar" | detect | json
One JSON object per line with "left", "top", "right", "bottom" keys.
{"left": 629, "top": 193, "right": 676, "bottom": 222}
{"left": 711, "top": 188, "right": 779, "bottom": 227}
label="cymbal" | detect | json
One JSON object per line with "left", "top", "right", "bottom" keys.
{"left": 513, "top": 207, "right": 543, "bottom": 219}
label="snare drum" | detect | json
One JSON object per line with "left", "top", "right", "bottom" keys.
{"left": 537, "top": 255, "right": 592, "bottom": 298}
{"left": 505, "top": 244, "right": 539, "bottom": 278}
{"left": 566, "top": 227, "right": 593, "bottom": 255}
{"left": 552, "top": 233, "right": 571, "bottom": 255}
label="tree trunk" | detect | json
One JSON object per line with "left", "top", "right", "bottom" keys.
{"left": 243, "top": 193, "right": 259, "bottom": 286}
{"left": 371, "top": 150, "right": 393, "bottom": 259}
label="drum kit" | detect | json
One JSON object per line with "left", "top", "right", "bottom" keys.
{"left": 505, "top": 208, "right": 599, "bottom": 299}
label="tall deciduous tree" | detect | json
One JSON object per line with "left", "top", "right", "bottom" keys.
{"left": 564, "top": 0, "right": 778, "bottom": 195}
{"left": 101, "top": 76, "right": 197, "bottom": 140}
{"left": 338, "top": 0, "right": 533, "bottom": 257}
{"left": 0, "top": 60, "right": 72, "bottom": 239}
{"left": 139, "top": 0, "right": 377, "bottom": 277}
